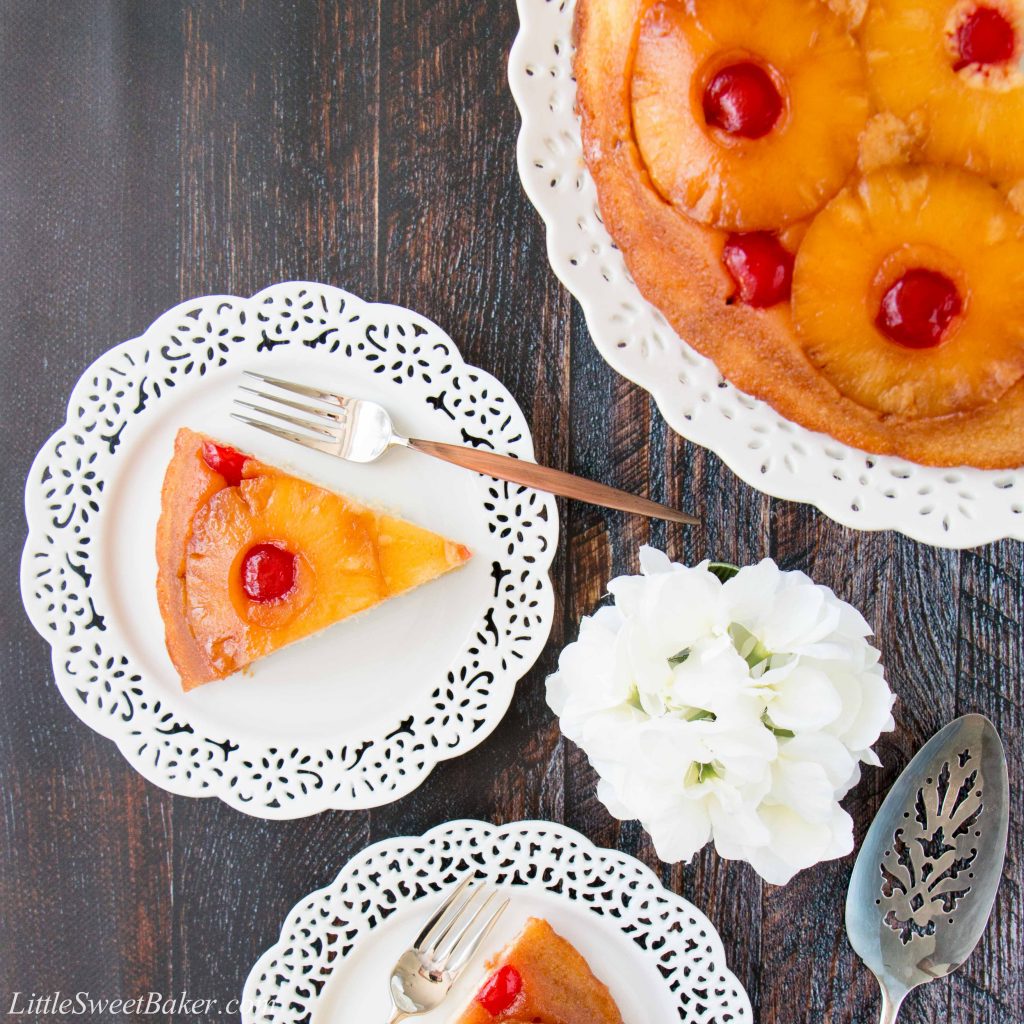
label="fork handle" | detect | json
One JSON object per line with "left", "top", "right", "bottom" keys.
{"left": 405, "top": 438, "right": 698, "bottom": 526}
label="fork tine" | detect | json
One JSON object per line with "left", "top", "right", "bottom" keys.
{"left": 423, "top": 885, "right": 490, "bottom": 961}
{"left": 230, "top": 413, "right": 339, "bottom": 456}
{"left": 239, "top": 386, "right": 347, "bottom": 423}
{"left": 435, "top": 892, "right": 510, "bottom": 975}
{"left": 243, "top": 370, "right": 346, "bottom": 405}
{"left": 412, "top": 875, "right": 474, "bottom": 952}
{"left": 233, "top": 399, "right": 340, "bottom": 439}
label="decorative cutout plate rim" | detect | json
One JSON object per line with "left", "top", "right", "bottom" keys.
{"left": 508, "top": 0, "right": 1024, "bottom": 549}
{"left": 20, "top": 282, "right": 558, "bottom": 818}
{"left": 241, "top": 817, "right": 754, "bottom": 1024}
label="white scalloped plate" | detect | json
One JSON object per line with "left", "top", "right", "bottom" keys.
{"left": 508, "top": 0, "right": 1024, "bottom": 549}
{"left": 241, "top": 819, "right": 753, "bottom": 1024}
{"left": 21, "top": 283, "right": 557, "bottom": 818}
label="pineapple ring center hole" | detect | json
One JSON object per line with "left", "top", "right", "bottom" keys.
{"left": 697, "top": 51, "right": 790, "bottom": 143}
{"left": 871, "top": 248, "right": 968, "bottom": 350}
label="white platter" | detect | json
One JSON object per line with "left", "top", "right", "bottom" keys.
{"left": 241, "top": 818, "right": 753, "bottom": 1024}
{"left": 508, "top": 0, "right": 1024, "bottom": 549}
{"left": 21, "top": 283, "right": 557, "bottom": 817}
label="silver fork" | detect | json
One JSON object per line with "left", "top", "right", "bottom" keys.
{"left": 386, "top": 876, "right": 509, "bottom": 1023}
{"left": 232, "top": 371, "right": 698, "bottom": 525}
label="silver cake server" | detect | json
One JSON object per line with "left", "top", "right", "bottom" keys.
{"left": 846, "top": 714, "right": 1008, "bottom": 1023}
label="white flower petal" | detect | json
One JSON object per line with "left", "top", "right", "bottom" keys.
{"left": 779, "top": 732, "right": 857, "bottom": 792}
{"left": 746, "top": 804, "right": 854, "bottom": 884}
{"left": 721, "top": 560, "right": 780, "bottom": 620}
{"left": 545, "top": 670, "right": 570, "bottom": 718}
{"left": 646, "top": 572, "right": 726, "bottom": 651}
{"left": 595, "top": 778, "right": 635, "bottom": 821}
{"left": 767, "top": 663, "right": 844, "bottom": 733}
{"left": 769, "top": 756, "right": 837, "bottom": 824}
{"left": 835, "top": 667, "right": 896, "bottom": 752}
{"left": 860, "top": 748, "right": 881, "bottom": 768}
{"left": 638, "top": 544, "right": 674, "bottom": 576}
{"left": 836, "top": 761, "right": 863, "bottom": 800}
{"left": 759, "top": 584, "right": 828, "bottom": 650}
{"left": 708, "top": 794, "right": 771, "bottom": 854}
{"left": 834, "top": 598, "right": 873, "bottom": 639}
{"left": 645, "top": 798, "right": 714, "bottom": 863}
{"left": 667, "top": 636, "right": 750, "bottom": 713}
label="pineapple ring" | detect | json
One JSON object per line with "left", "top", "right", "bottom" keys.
{"left": 863, "top": 0, "right": 1024, "bottom": 180}
{"left": 184, "top": 474, "right": 387, "bottom": 678}
{"left": 792, "top": 165, "right": 1024, "bottom": 418}
{"left": 630, "top": 0, "right": 869, "bottom": 230}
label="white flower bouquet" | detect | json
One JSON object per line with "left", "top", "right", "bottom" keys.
{"left": 546, "top": 547, "right": 896, "bottom": 884}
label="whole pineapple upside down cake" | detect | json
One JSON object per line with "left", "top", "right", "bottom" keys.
{"left": 575, "top": 0, "right": 1024, "bottom": 467}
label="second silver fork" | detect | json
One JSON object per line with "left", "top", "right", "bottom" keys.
{"left": 386, "top": 876, "right": 508, "bottom": 1023}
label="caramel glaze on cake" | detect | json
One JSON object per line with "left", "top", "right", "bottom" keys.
{"left": 575, "top": 0, "right": 1024, "bottom": 467}
{"left": 156, "top": 428, "right": 471, "bottom": 691}
{"left": 452, "top": 918, "right": 624, "bottom": 1024}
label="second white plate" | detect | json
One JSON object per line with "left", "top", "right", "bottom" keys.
{"left": 242, "top": 819, "right": 753, "bottom": 1024}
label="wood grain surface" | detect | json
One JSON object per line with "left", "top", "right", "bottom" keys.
{"left": 1, "top": 2, "right": 1020, "bottom": 1022}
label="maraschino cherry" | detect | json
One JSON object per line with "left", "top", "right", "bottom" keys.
{"left": 722, "top": 232, "right": 794, "bottom": 307}
{"left": 475, "top": 965, "right": 523, "bottom": 1016}
{"left": 875, "top": 269, "right": 962, "bottom": 349}
{"left": 202, "top": 441, "right": 248, "bottom": 486}
{"left": 241, "top": 543, "right": 297, "bottom": 602}
{"left": 703, "top": 62, "right": 783, "bottom": 139}
{"left": 954, "top": 5, "right": 1017, "bottom": 70}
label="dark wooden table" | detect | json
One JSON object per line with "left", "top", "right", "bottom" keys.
{"left": 1, "top": 3, "right": 1020, "bottom": 1022}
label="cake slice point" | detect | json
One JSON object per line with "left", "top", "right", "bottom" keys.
{"left": 156, "top": 427, "right": 471, "bottom": 691}
{"left": 453, "top": 917, "right": 624, "bottom": 1024}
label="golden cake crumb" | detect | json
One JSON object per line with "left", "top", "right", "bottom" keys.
{"left": 857, "top": 111, "right": 922, "bottom": 174}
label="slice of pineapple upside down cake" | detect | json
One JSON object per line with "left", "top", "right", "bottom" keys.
{"left": 156, "top": 428, "right": 470, "bottom": 690}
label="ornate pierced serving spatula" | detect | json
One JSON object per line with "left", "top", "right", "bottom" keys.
{"left": 845, "top": 714, "right": 1008, "bottom": 1024}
